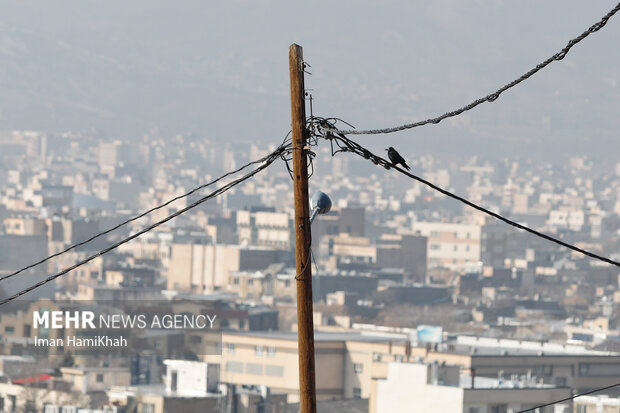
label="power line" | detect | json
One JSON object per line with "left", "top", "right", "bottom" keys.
{"left": 0, "top": 144, "right": 289, "bottom": 306}
{"left": 0, "top": 140, "right": 291, "bottom": 285}
{"left": 338, "top": 2, "right": 620, "bottom": 136}
{"left": 516, "top": 381, "right": 620, "bottom": 413}
{"left": 322, "top": 132, "right": 620, "bottom": 268}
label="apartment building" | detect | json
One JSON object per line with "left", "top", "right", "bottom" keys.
{"left": 201, "top": 330, "right": 415, "bottom": 402}
{"left": 547, "top": 208, "right": 585, "bottom": 231}
{"left": 237, "top": 209, "right": 293, "bottom": 249}
{"left": 61, "top": 366, "right": 131, "bottom": 394}
{"left": 412, "top": 221, "right": 481, "bottom": 270}
{"left": 198, "top": 328, "right": 620, "bottom": 407}
{"left": 167, "top": 242, "right": 283, "bottom": 293}
{"left": 320, "top": 233, "right": 427, "bottom": 280}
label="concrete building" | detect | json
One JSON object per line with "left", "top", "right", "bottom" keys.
{"left": 108, "top": 359, "right": 286, "bottom": 413}
{"left": 202, "top": 330, "right": 413, "bottom": 402}
{"left": 320, "top": 233, "right": 427, "bottom": 280}
{"left": 412, "top": 222, "right": 481, "bottom": 270}
{"left": 2, "top": 217, "right": 47, "bottom": 236}
{"left": 311, "top": 207, "right": 366, "bottom": 260}
{"left": 163, "top": 360, "right": 220, "bottom": 395}
{"left": 237, "top": 209, "right": 293, "bottom": 249}
{"left": 370, "top": 362, "right": 571, "bottom": 413}
{"left": 375, "top": 234, "right": 427, "bottom": 281}
{"left": 61, "top": 366, "right": 131, "bottom": 394}
{"left": 199, "top": 329, "right": 620, "bottom": 407}
{"left": 0, "top": 234, "right": 52, "bottom": 301}
{"left": 76, "top": 282, "right": 163, "bottom": 301}
{"left": 481, "top": 221, "right": 508, "bottom": 268}
{"left": 574, "top": 395, "right": 620, "bottom": 412}
{"left": 167, "top": 242, "right": 283, "bottom": 293}
{"left": 547, "top": 208, "right": 585, "bottom": 231}
{"left": 0, "top": 379, "right": 92, "bottom": 413}
{"left": 374, "top": 283, "right": 451, "bottom": 306}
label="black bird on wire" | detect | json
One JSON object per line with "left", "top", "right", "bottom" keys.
{"left": 386, "top": 147, "right": 411, "bottom": 170}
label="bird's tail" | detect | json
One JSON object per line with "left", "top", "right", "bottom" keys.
{"left": 403, "top": 163, "right": 411, "bottom": 171}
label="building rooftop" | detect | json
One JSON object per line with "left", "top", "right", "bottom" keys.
{"left": 108, "top": 384, "right": 224, "bottom": 399}
{"left": 459, "top": 374, "right": 556, "bottom": 389}
{"left": 226, "top": 330, "right": 408, "bottom": 344}
{"left": 446, "top": 335, "right": 618, "bottom": 357}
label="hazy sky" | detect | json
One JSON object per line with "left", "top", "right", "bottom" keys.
{"left": 1, "top": 1, "right": 619, "bottom": 159}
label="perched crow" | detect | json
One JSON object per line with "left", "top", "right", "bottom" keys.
{"left": 386, "top": 147, "right": 411, "bottom": 170}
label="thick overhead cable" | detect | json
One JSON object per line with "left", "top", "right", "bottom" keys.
{"left": 323, "top": 132, "right": 620, "bottom": 268}
{"left": 0, "top": 140, "right": 291, "bottom": 285}
{"left": 339, "top": 3, "right": 620, "bottom": 135}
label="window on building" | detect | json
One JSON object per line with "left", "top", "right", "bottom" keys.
{"left": 248, "top": 279, "right": 254, "bottom": 286}
{"left": 372, "top": 353, "right": 382, "bottom": 362}
{"left": 255, "top": 345, "right": 264, "bottom": 356}
{"left": 9, "top": 395, "right": 16, "bottom": 412}
{"left": 171, "top": 371, "right": 178, "bottom": 392}
{"left": 226, "top": 343, "right": 236, "bottom": 354}
{"left": 453, "top": 245, "right": 458, "bottom": 251}
{"left": 226, "top": 361, "right": 243, "bottom": 372}
{"left": 353, "top": 387, "right": 362, "bottom": 399}
{"left": 96, "top": 373, "right": 104, "bottom": 383}
{"left": 490, "top": 405, "right": 507, "bottom": 413}
{"left": 468, "top": 408, "right": 480, "bottom": 413}
{"left": 239, "top": 320, "right": 245, "bottom": 329}
{"left": 534, "top": 365, "right": 553, "bottom": 377}
{"left": 284, "top": 280, "right": 291, "bottom": 288}
{"left": 4, "top": 326, "right": 15, "bottom": 334}
{"left": 353, "top": 363, "right": 363, "bottom": 373}
{"left": 430, "top": 244, "right": 440, "bottom": 250}
{"left": 265, "top": 365, "right": 284, "bottom": 377}
{"left": 233, "top": 278, "right": 240, "bottom": 285}
{"left": 141, "top": 403, "right": 155, "bottom": 413}
{"left": 267, "top": 346, "right": 276, "bottom": 358}
{"left": 555, "top": 377, "right": 567, "bottom": 387}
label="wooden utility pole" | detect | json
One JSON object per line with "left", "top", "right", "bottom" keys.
{"left": 289, "top": 43, "right": 317, "bottom": 413}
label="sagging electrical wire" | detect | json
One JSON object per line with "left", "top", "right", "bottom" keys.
{"left": 0, "top": 135, "right": 294, "bottom": 286}
{"left": 315, "top": 127, "right": 620, "bottom": 268}
{"left": 337, "top": 2, "right": 620, "bottom": 136}
{"left": 0, "top": 142, "right": 292, "bottom": 306}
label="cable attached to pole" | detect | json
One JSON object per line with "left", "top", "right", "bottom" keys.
{"left": 318, "top": 130, "right": 620, "bottom": 268}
